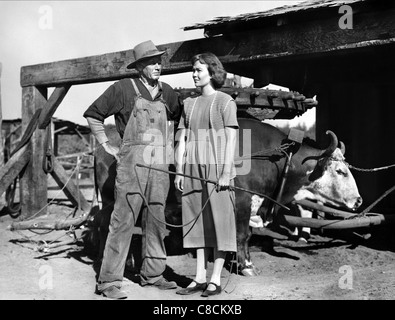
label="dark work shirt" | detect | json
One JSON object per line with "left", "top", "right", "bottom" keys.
{"left": 83, "top": 77, "right": 182, "bottom": 139}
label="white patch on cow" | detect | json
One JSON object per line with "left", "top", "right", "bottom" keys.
{"left": 249, "top": 195, "right": 264, "bottom": 228}
{"left": 297, "top": 204, "right": 312, "bottom": 235}
{"left": 292, "top": 189, "right": 315, "bottom": 238}
{"left": 250, "top": 215, "right": 264, "bottom": 228}
{"left": 294, "top": 189, "right": 316, "bottom": 202}
{"left": 250, "top": 195, "right": 264, "bottom": 215}
{"left": 245, "top": 260, "right": 253, "bottom": 267}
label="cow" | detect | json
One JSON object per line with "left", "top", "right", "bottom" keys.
{"left": 89, "top": 118, "right": 362, "bottom": 277}
{"left": 234, "top": 118, "right": 362, "bottom": 276}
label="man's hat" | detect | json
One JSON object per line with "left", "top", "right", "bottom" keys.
{"left": 126, "top": 40, "right": 166, "bottom": 69}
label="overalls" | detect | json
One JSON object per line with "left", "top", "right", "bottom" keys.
{"left": 98, "top": 79, "right": 171, "bottom": 290}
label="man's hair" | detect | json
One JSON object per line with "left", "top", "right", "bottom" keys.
{"left": 191, "top": 52, "right": 227, "bottom": 89}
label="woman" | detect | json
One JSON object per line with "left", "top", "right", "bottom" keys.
{"left": 174, "top": 52, "right": 238, "bottom": 297}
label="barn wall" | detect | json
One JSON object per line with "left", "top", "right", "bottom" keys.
{"left": 314, "top": 46, "right": 395, "bottom": 212}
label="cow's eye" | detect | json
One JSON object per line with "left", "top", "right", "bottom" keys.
{"left": 336, "top": 168, "right": 347, "bottom": 176}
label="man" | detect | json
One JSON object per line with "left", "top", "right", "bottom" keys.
{"left": 84, "top": 40, "right": 182, "bottom": 299}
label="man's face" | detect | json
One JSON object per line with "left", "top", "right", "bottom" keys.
{"left": 138, "top": 56, "right": 162, "bottom": 81}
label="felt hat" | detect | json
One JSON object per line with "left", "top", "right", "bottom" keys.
{"left": 126, "top": 40, "right": 165, "bottom": 69}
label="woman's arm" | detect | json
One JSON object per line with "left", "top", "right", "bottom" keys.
{"left": 218, "top": 126, "right": 237, "bottom": 189}
{"left": 174, "top": 128, "right": 187, "bottom": 191}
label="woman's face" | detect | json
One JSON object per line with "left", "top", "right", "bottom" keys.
{"left": 192, "top": 60, "right": 211, "bottom": 88}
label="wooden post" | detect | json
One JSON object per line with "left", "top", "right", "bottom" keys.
{"left": 0, "top": 62, "right": 5, "bottom": 209}
{"left": 0, "top": 62, "right": 3, "bottom": 165}
{"left": 89, "top": 134, "right": 95, "bottom": 181}
{"left": 51, "top": 118, "right": 56, "bottom": 155}
{"left": 20, "top": 86, "right": 48, "bottom": 219}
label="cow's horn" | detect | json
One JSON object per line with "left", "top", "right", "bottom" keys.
{"left": 301, "top": 130, "right": 339, "bottom": 164}
{"left": 321, "top": 130, "right": 338, "bottom": 157}
{"left": 339, "top": 141, "right": 346, "bottom": 155}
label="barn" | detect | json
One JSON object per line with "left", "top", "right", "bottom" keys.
{"left": 182, "top": 0, "right": 395, "bottom": 213}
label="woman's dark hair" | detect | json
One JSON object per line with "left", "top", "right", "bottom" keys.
{"left": 191, "top": 52, "right": 227, "bottom": 89}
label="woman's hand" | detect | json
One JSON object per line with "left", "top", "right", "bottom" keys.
{"left": 217, "top": 172, "right": 231, "bottom": 191}
{"left": 174, "top": 174, "right": 184, "bottom": 192}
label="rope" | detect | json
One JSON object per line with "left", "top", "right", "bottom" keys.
{"left": 42, "top": 124, "right": 54, "bottom": 174}
{"left": 135, "top": 163, "right": 240, "bottom": 293}
{"left": 6, "top": 178, "right": 21, "bottom": 217}
{"left": 135, "top": 163, "right": 289, "bottom": 211}
{"left": 133, "top": 164, "right": 215, "bottom": 229}
{"left": 23, "top": 154, "right": 85, "bottom": 222}
{"left": 348, "top": 163, "right": 395, "bottom": 172}
{"left": 359, "top": 184, "right": 395, "bottom": 216}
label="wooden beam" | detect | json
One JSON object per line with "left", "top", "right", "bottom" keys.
{"left": 19, "top": 86, "right": 48, "bottom": 219}
{"left": 38, "top": 85, "right": 71, "bottom": 129}
{"left": 49, "top": 156, "right": 90, "bottom": 213}
{"left": 283, "top": 212, "right": 395, "bottom": 229}
{"left": 0, "top": 62, "right": 3, "bottom": 167}
{"left": 20, "top": 7, "right": 395, "bottom": 87}
{"left": 0, "top": 144, "right": 31, "bottom": 197}
{"left": 175, "top": 87, "right": 316, "bottom": 120}
{"left": 0, "top": 62, "right": 4, "bottom": 209}
{"left": 74, "top": 128, "right": 91, "bottom": 148}
{"left": 8, "top": 213, "right": 88, "bottom": 231}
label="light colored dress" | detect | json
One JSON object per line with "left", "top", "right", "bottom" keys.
{"left": 178, "top": 92, "right": 238, "bottom": 252}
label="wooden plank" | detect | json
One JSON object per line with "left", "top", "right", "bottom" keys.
{"left": 50, "top": 156, "right": 91, "bottom": 213}
{"left": 293, "top": 199, "right": 357, "bottom": 219}
{"left": 19, "top": 86, "right": 48, "bottom": 219}
{"left": 175, "top": 87, "right": 315, "bottom": 120}
{"left": 0, "top": 62, "right": 3, "bottom": 167}
{"left": 0, "top": 62, "right": 4, "bottom": 208}
{"left": 0, "top": 144, "right": 31, "bottom": 197}
{"left": 20, "top": 8, "right": 395, "bottom": 87}
{"left": 283, "top": 213, "right": 395, "bottom": 230}
{"left": 8, "top": 214, "right": 88, "bottom": 231}
{"left": 38, "top": 85, "right": 71, "bottom": 129}
{"left": 8, "top": 214, "right": 141, "bottom": 234}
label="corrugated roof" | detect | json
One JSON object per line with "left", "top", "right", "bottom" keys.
{"left": 183, "top": 0, "right": 365, "bottom": 31}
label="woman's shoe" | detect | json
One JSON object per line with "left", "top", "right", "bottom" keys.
{"left": 201, "top": 282, "right": 221, "bottom": 297}
{"left": 176, "top": 280, "right": 207, "bottom": 295}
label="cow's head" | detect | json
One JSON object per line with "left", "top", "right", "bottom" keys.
{"left": 301, "top": 131, "right": 362, "bottom": 211}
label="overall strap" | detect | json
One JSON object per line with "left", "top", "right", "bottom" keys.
{"left": 130, "top": 78, "right": 141, "bottom": 96}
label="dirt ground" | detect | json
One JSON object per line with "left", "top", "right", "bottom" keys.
{"left": 1, "top": 197, "right": 395, "bottom": 302}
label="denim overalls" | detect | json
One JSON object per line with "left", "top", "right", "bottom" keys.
{"left": 98, "top": 79, "right": 171, "bottom": 290}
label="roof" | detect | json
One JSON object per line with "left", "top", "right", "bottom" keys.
{"left": 183, "top": 0, "right": 365, "bottom": 32}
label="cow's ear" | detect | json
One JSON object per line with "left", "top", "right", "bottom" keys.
{"left": 339, "top": 141, "right": 346, "bottom": 155}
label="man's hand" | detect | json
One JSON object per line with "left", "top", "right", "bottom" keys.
{"left": 102, "top": 142, "right": 120, "bottom": 162}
